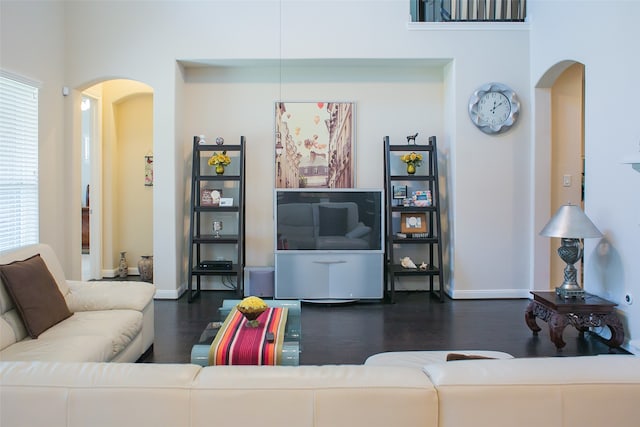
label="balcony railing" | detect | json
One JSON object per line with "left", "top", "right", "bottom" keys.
{"left": 411, "top": 0, "right": 527, "bottom": 22}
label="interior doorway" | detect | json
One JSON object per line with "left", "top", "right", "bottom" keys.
{"left": 79, "top": 79, "right": 154, "bottom": 280}
{"left": 549, "top": 63, "right": 585, "bottom": 287}
{"left": 81, "top": 94, "right": 102, "bottom": 280}
{"left": 532, "top": 60, "right": 586, "bottom": 291}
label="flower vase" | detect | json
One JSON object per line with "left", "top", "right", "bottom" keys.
{"left": 138, "top": 255, "right": 153, "bottom": 282}
{"left": 118, "top": 252, "right": 128, "bottom": 278}
{"left": 215, "top": 164, "right": 225, "bottom": 175}
{"left": 407, "top": 163, "right": 416, "bottom": 175}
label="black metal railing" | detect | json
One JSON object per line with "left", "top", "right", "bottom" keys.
{"left": 411, "top": 0, "right": 526, "bottom": 22}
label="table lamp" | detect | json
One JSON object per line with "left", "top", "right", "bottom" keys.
{"left": 539, "top": 203, "right": 602, "bottom": 298}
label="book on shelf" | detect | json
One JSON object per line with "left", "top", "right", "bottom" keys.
{"left": 396, "top": 232, "right": 430, "bottom": 239}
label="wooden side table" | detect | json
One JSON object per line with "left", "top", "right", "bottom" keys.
{"left": 525, "top": 291, "right": 624, "bottom": 350}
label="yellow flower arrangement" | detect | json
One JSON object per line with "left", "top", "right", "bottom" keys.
{"left": 238, "top": 296, "right": 268, "bottom": 311}
{"left": 400, "top": 152, "right": 423, "bottom": 167}
{"left": 236, "top": 296, "right": 268, "bottom": 326}
{"left": 207, "top": 151, "right": 231, "bottom": 167}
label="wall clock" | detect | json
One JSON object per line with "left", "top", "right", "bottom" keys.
{"left": 468, "top": 82, "right": 520, "bottom": 135}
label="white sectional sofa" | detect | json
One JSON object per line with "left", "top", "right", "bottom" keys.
{"left": 1, "top": 354, "right": 639, "bottom": 427}
{"left": 0, "top": 244, "right": 155, "bottom": 363}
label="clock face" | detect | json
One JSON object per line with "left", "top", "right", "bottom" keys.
{"left": 468, "top": 83, "right": 520, "bottom": 135}
{"left": 478, "top": 92, "right": 511, "bottom": 126}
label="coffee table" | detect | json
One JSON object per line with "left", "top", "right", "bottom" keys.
{"left": 525, "top": 291, "right": 624, "bottom": 350}
{"left": 191, "top": 299, "right": 301, "bottom": 366}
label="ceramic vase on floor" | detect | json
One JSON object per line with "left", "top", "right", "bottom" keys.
{"left": 118, "top": 252, "right": 128, "bottom": 278}
{"left": 138, "top": 256, "right": 153, "bottom": 282}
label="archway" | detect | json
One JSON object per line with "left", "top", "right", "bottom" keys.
{"left": 532, "top": 60, "right": 585, "bottom": 290}
{"left": 79, "top": 79, "right": 154, "bottom": 281}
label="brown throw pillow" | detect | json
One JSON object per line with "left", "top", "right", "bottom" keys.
{"left": 446, "top": 353, "right": 496, "bottom": 362}
{"left": 0, "top": 254, "right": 72, "bottom": 338}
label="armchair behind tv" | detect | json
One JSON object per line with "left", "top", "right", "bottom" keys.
{"left": 277, "top": 202, "right": 371, "bottom": 250}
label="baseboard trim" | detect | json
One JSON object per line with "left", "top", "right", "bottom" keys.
{"left": 449, "top": 288, "right": 530, "bottom": 299}
{"left": 153, "top": 283, "right": 186, "bottom": 300}
{"left": 102, "top": 268, "right": 139, "bottom": 278}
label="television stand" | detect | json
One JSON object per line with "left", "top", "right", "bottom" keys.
{"left": 275, "top": 252, "right": 383, "bottom": 300}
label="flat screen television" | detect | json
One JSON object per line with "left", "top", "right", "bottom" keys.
{"left": 274, "top": 188, "right": 384, "bottom": 252}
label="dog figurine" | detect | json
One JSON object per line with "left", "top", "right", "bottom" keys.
{"left": 406, "top": 132, "right": 418, "bottom": 144}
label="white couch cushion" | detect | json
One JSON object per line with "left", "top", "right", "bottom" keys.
{"left": 66, "top": 280, "right": 155, "bottom": 312}
{"left": 423, "top": 355, "right": 640, "bottom": 427}
{"left": 0, "top": 335, "right": 112, "bottom": 362}
{"left": 37, "top": 310, "right": 142, "bottom": 361}
{"left": 0, "top": 312, "right": 25, "bottom": 350}
{"left": 191, "top": 365, "right": 438, "bottom": 427}
{"left": 0, "top": 361, "right": 201, "bottom": 427}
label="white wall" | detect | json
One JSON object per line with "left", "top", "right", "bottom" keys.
{"left": 49, "top": 0, "right": 528, "bottom": 300}
{"left": 182, "top": 62, "right": 445, "bottom": 269}
{"left": 0, "top": 1, "right": 67, "bottom": 265}
{"left": 530, "top": 0, "right": 640, "bottom": 353}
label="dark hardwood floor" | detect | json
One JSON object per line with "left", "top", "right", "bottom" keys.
{"left": 141, "top": 290, "right": 628, "bottom": 365}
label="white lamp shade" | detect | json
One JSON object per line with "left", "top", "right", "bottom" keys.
{"left": 539, "top": 204, "right": 602, "bottom": 239}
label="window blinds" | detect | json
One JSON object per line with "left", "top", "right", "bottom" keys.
{"left": 0, "top": 73, "right": 39, "bottom": 252}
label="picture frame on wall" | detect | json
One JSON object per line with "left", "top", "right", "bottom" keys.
{"left": 400, "top": 212, "right": 427, "bottom": 234}
{"left": 144, "top": 155, "right": 153, "bottom": 186}
{"left": 274, "top": 101, "right": 355, "bottom": 188}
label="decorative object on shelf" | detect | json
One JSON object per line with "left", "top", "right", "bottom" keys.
{"left": 539, "top": 203, "right": 603, "bottom": 299}
{"left": 197, "top": 135, "right": 206, "bottom": 145}
{"left": 400, "top": 212, "right": 427, "bottom": 233}
{"left": 468, "top": 82, "right": 520, "bottom": 135}
{"left": 208, "top": 151, "right": 231, "bottom": 175}
{"left": 419, "top": 262, "right": 429, "bottom": 271}
{"left": 400, "top": 256, "right": 417, "bottom": 269}
{"left": 236, "top": 296, "right": 268, "bottom": 328}
{"left": 144, "top": 154, "right": 153, "bottom": 186}
{"left": 275, "top": 101, "right": 355, "bottom": 188}
{"left": 200, "top": 188, "right": 222, "bottom": 206}
{"left": 215, "top": 136, "right": 224, "bottom": 145}
{"left": 212, "top": 220, "right": 223, "bottom": 238}
{"left": 400, "top": 152, "right": 423, "bottom": 175}
{"left": 412, "top": 190, "right": 432, "bottom": 207}
{"left": 138, "top": 255, "right": 153, "bottom": 282}
{"left": 392, "top": 185, "right": 407, "bottom": 204}
{"left": 406, "top": 132, "right": 418, "bottom": 144}
{"left": 118, "top": 252, "right": 128, "bottom": 278}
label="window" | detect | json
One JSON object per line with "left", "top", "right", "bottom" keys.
{"left": 0, "top": 73, "right": 39, "bottom": 252}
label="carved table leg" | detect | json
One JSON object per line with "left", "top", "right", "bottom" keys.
{"left": 525, "top": 301, "right": 541, "bottom": 334}
{"left": 548, "top": 312, "right": 569, "bottom": 349}
{"left": 603, "top": 312, "right": 625, "bottom": 348}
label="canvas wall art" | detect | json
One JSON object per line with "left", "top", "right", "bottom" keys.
{"left": 274, "top": 102, "right": 354, "bottom": 188}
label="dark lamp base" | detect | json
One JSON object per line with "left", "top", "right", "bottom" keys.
{"left": 556, "top": 286, "right": 585, "bottom": 299}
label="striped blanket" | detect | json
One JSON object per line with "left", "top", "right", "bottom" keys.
{"left": 208, "top": 307, "right": 288, "bottom": 365}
